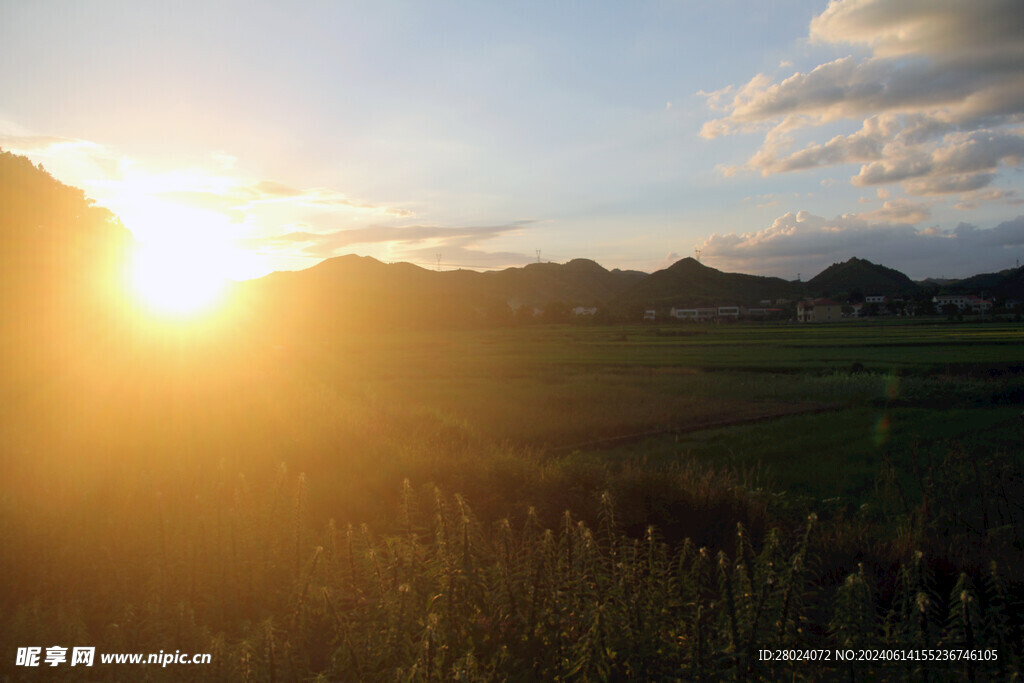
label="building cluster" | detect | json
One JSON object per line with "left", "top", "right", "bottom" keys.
{"left": 562, "top": 291, "right": 1012, "bottom": 324}
{"left": 931, "top": 294, "right": 994, "bottom": 314}
{"left": 640, "top": 305, "right": 786, "bottom": 322}
{"left": 636, "top": 292, "right": 1010, "bottom": 324}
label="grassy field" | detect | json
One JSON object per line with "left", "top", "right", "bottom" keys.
{"left": 2, "top": 318, "right": 1022, "bottom": 679}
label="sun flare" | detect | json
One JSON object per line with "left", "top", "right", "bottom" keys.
{"left": 130, "top": 241, "right": 227, "bottom": 316}
{"left": 115, "top": 189, "right": 268, "bottom": 318}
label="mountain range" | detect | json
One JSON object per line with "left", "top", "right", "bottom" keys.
{"left": 235, "top": 251, "right": 1024, "bottom": 333}
{"left": 2, "top": 149, "right": 1022, "bottom": 340}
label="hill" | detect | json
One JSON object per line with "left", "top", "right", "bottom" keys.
{"left": 940, "top": 266, "right": 1024, "bottom": 300}
{"left": 805, "top": 257, "right": 918, "bottom": 299}
{"left": 237, "top": 254, "right": 646, "bottom": 335}
{"left": 0, "top": 149, "right": 135, "bottom": 385}
{"left": 479, "top": 258, "right": 645, "bottom": 308}
{"left": 613, "top": 257, "right": 801, "bottom": 310}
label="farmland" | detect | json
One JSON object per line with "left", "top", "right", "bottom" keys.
{"left": 2, "top": 318, "right": 1022, "bottom": 680}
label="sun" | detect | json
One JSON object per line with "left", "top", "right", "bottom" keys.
{"left": 113, "top": 191, "right": 268, "bottom": 319}
{"left": 130, "top": 240, "right": 227, "bottom": 316}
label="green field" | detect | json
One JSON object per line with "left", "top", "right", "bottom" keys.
{"left": 309, "top": 321, "right": 1023, "bottom": 497}
{"left": 2, "top": 318, "right": 1023, "bottom": 680}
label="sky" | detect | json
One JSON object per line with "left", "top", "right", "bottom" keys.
{"left": 2, "top": 0, "right": 1023, "bottom": 281}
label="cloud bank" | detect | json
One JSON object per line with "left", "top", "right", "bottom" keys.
{"left": 697, "top": 211, "right": 1024, "bottom": 280}
{"left": 702, "top": 0, "right": 1024, "bottom": 198}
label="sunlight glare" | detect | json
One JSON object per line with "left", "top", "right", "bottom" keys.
{"left": 131, "top": 240, "right": 226, "bottom": 315}
{"left": 121, "top": 199, "right": 265, "bottom": 318}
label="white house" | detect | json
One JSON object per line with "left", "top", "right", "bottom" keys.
{"left": 797, "top": 298, "right": 842, "bottom": 323}
{"left": 932, "top": 294, "right": 992, "bottom": 313}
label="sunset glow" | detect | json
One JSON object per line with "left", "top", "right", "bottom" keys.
{"left": 130, "top": 240, "right": 226, "bottom": 316}
{"left": 2, "top": 2, "right": 1023, "bottom": 678}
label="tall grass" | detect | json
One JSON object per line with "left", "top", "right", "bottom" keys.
{"left": 2, "top": 463, "right": 1019, "bottom": 680}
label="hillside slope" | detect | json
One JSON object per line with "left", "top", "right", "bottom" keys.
{"left": 614, "top": 257, "right": 801, "bottom": 309}
{"left": 806, "top": 257, "right": 918, "bottom": 298}
{"left": 941, "top": 266, "right": 1024, "bottom": 300}
{"left": 0, "top": 150, "right": 135, "bottom": 383}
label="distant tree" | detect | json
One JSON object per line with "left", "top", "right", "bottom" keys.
{"left": 514, "top": 304, "right": 537, "bottom": 325}
{"left": 483, "top": 299, "right": 514, "bottom": 327}
{"left": 541, "top": 301, "right": 570, "bottom": 324}
{"left": 911, "top": 293, "right": 936, "bottom": 316}
{"left": 592, "top": 307, "right": 613, "bottom": 325}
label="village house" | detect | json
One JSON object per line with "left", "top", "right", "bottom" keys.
{"left": 932, "top": 294, "right": 992, "bottom": 313}
{"left": 797, "top": 298, "right": 842, "bottom": 323}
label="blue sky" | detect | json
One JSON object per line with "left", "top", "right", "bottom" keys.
{"left": 2, "top": 0, "right": 1023, "bottom": 280}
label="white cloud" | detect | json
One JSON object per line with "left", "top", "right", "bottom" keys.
{"left": 702, "top": 0, "right": 1024, "bottom": 205}
{"left": 697, "top": 210, "right": 1024, "bottom": 279}
{"left": 954, "top": 188, "right": 1019, "bottom": 210}
{"left": 854, "top": 198, "right": 931, "bottom": 224}
{"left": 809, "top": 0, "right": 1024, "bottom": 60}
{"left": 249, "top": 221, "right": 535, "bottom": 260}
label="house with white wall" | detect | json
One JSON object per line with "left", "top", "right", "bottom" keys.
{"left": 797, "top": 298, "right": 842, "bottom": 323}
{"left": 932, "top": 294, "right": 992, "bottom": 313}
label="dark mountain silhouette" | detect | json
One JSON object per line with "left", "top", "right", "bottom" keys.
{"left": 805, "top": 257, "right": 918, "bottom": 298}
{"left": 237, "top": 254, "right": 647, "bottom": 335}
{"left": 612, "top": 257, "right": 801, "bottom": 310}
{"left": 938, "top": 266, "right": 1024, "bottom": 300}
{"left": 238, "top": 254, "right": 486, "bottom": 333}
{"left": 0, "top": 149, "right": 135, "bottom": 386}
{"left": 480, "top": 258, "right": 645, "bottom": 308}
